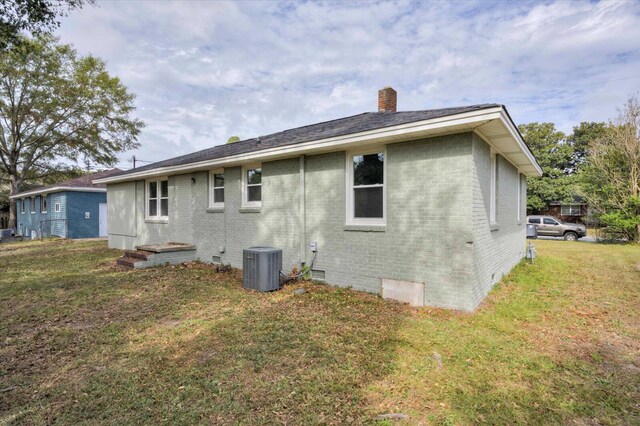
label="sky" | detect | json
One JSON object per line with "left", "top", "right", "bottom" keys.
{"left": 56, "top": 0, "right": 640, "bottom": 170}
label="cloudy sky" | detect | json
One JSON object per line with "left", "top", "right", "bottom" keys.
{"left": 56, "top": 0, "right": 640, "bottom": 169}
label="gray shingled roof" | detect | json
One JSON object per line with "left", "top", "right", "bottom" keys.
{"left": 13, "top": 169, "right": 122, "bottom": 197}
{"left": 111, "top": 104, "right": 500, "bottom": 178}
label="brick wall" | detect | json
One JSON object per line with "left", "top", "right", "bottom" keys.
{"left": 107, "top": 132, "right": 526, "bottom": 311}
{"left": 470, "top": 134, "right": 527, "bottom": 309}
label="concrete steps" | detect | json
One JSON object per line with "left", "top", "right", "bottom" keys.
{"left": 116, "top": 257, "right": 140, "bottom": 268}
{"left": 116, "top": 244, "right": 196, "bottom": 269}
{"left": 124, "top": 250, "right": 153, "bottom": 261}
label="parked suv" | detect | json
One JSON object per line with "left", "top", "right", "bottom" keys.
{"left": 527, "top": 215, "right": 587, "bottom": 241}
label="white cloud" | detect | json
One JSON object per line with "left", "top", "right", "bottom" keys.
{"left": 56, "top": 0, "right": 640, "bottom": 167}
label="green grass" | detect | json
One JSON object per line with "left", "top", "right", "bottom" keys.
{"left": 0, "top": 239, "right": 638, "bottom": 425}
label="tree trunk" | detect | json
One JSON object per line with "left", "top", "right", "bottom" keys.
{"left": 8, "top": 177, "right": 19, "bottom": 230}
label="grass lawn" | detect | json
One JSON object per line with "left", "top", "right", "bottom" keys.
{"left": 0, "top": 239, "right": 638, "bottom": 425}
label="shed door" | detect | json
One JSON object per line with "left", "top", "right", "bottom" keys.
{"left": 99, "top": 203, "right": 108, "bottom": 237}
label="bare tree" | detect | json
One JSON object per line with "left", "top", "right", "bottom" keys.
{"left": 580, "top": 95, "right": 640, "bottom": 241}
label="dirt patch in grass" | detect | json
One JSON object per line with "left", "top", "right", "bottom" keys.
{"left": 1, "top": 239, "right": 638, "bottom": 424}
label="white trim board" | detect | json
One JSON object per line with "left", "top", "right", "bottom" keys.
{"left": 94, "top": 106, "right": 542, "bottom": 185}
{"left": 10, "top": 186, "right": 106, "bottom": 199}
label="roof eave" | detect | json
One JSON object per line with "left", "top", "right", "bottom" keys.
{"left": 95, "top": 105, "right": 542, "bottom": 184}
{"left": 9, "top": 186, "right": 107, "bottom": 199}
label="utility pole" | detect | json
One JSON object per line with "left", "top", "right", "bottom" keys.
{"left": 130, "top": 155, "right": 151, "bottom": 169}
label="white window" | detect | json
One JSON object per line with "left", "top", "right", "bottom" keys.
{"left": 209, "top": 170, "right": 224, "bottom": 207}
{"left": 489, "top": 152, "right": 497, "bottom": 224}
{"left": 242, "top": 165, "right": 262, "bottom": 208}
{"left": 21, "top": 198, "right": 25, "bottom": 214}
{"left": 561, "top": 204, "right": 582, "bottom": 216}
{"left": 146, "top": 178, "right": 169, "bottom": 220}
{"left": 40, "top": 195, "right": 47, "bottom": 213}
{"left": 346, "top": 150, "right": 385, "bottom": 226}
{"left": 516, "top": 174, "right": 522, "bottom": 222}
{"left": 30, "top": 197, "right": 36, "bottom": 214}
{"left": 54, "top": 203, "right": 61, "bottom": 213}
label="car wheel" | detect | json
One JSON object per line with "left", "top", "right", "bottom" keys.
{"left": 564, "top": 232, "right": 578, "bottom": 241}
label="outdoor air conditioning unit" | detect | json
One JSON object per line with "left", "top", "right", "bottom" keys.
{"left": 243, "top": 247, "right": 283, "bottom": 292}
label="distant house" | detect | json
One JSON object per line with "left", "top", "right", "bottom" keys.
{"left": 94, "top": 87, "right": 542, "bottom": 311}
{"left": 538, "top": 196, "right": 588, "bottom": 224}
{"left": 10, "top": 170, "right": 120, "bottom": 239}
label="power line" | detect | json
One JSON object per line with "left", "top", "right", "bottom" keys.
{"left": 129, "top": 155, "right": 152, "bottom": 169}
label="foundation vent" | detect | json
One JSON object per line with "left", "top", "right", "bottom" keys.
{"left": 311, "top": 269, "right": 326, "bottom": 280}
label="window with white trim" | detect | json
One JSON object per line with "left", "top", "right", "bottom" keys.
{"left": 561, "top": 204, "right": 582, "bottom": 216}
{"left": 30, "top": 197, "right": 35, "bottom": 214}
{"left": 347, "top": 150, "right": 385, "bottom": 225}
{"left": 21, "top": 198, "right": 25, "bottom": 214}
{"left": 209, "top": 170, "right": 224, "bottom": 207}
{"left": 489, "top": 152, "right": 497, "bottom": 224}
{"left": 146, "top": 178, "right": 169, "bottom": 220}
{"left": 41, "top": 195, "right": 47, "bottom": 213}
{"left": 242, "top": 166, "right": 262, "bottom": 207}
{"left": 54, "top": 203, "right": 61, "bottom": 213}
{"left": 516, "top": 174, "right": 522, "bottom": 222}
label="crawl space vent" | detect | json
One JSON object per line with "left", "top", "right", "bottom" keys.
{"left": 311, "top": 269, "right": 326, "bottom": 280}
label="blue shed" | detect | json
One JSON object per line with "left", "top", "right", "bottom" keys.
{"left": 11, "top": 169, "right": 120, "bottom": 239}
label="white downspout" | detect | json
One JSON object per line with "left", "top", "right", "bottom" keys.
{"left": 299, "top": 155, "right": 306, "bottom": 266}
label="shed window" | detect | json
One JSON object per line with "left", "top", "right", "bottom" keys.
{"left": 30, "top": 197, "right": 35, "bottom": 214}
{"left": 55, "top": 203, "right": 61, "bottom": 213}
{"left": 347, "top": 150, "right": 385, "bottom": 225}
{"left": 561, "top": 204, "right": 581, "bottom": 216}
{"left": 209, "top": 170, "right": 224, "bottom": 207}
{"left": 146, "top": 178, "right": 169, "bottom": 220}
{"left": 41, "top": 196, "right": 47, "bottom": 213}
{"left": 21, "top": 199, "right": 25, "bottom": 214}
{"left": 242, "top": 166, "right": 262, "bottom": 207}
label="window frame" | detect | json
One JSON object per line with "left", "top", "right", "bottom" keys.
{"left": 345, "top": 148, "right": 387, "bottom": 226}
{"left": 561, "top": 204, "right": 581, "bottom": 216}
{"left": 516, "top": 173, "right": 522, "bottom": 223}
{"left": 242, "top": 164, "right": 262, "bottom": 208}
{"left": 21, "top": 198, "right": 25, "bottom": 214}
{"left": 40, "top": 195, "right": 47, "bottom": 213}
{"left": 30, "top": 197, "right": 36, "bottom": 214}
{"left": 54, "top": 202, "right": 61, "bottom": 213}
{"left": 489, "top": 151, "right": 498, "bottom": 225}
{"left": 145, "top": 177, "right": 169, "bottom": 221}
{"left": 208, "top": 169, "right": 225, "bottom": 208}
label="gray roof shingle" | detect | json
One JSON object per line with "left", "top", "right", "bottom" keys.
{"left": 111, "top": 104, "right": 500, "bottom": 178}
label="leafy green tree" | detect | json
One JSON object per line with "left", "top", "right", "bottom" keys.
{"left": 227, "top": 135, "right": 240, "bottom": 144}
{"left": 0, "top": 36, "right": 143, "bottom": 228}
{"left": 519, "top": 123, "right": 575, "bottom": 212}
{"left": 520, "top": 121, "right": 606, "bottom": 213}
{"left": 567, "top": 121, "right": 608, "bottom": 171}
{"left": 580, "top": 95, "right": 640, "bottom": 242}
{"left": 0, "top": 0, "right": 91, "bottom": 50}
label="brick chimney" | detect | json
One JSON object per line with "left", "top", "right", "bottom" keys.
{"left": 378, "top": 86, "right": 397, "bottom": 112}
